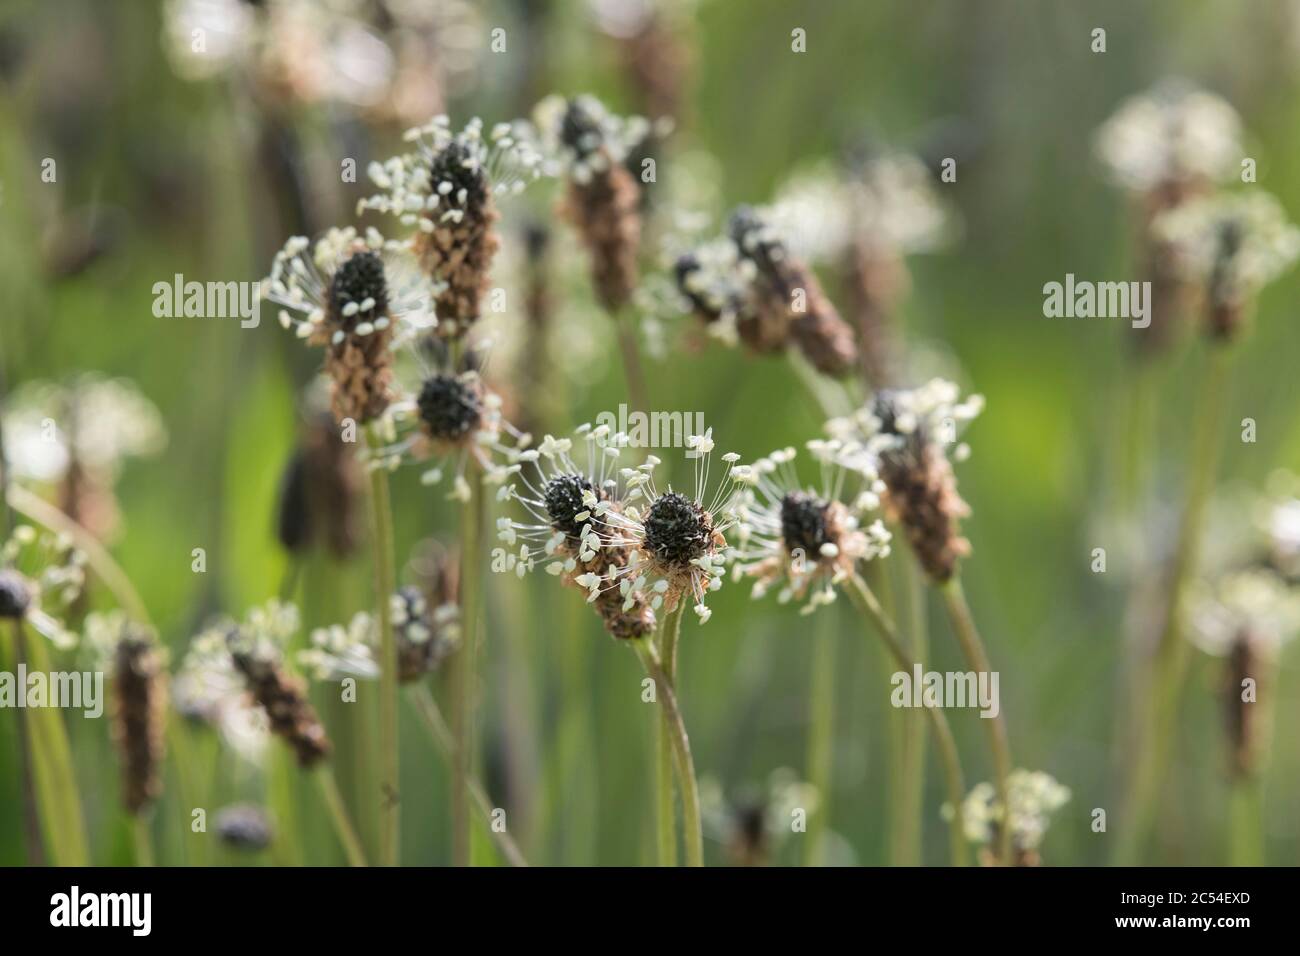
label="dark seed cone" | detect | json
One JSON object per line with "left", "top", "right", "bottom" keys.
{"left": 564, "top": 157, "right": 642, "bottom": 313}
{"left": 846, "top": 244, "right": 907, "bottom": 388}
{"left": 1225, "top": 630, "right": 1268, "bottom": 780}
{"left": 413, "top": 193, "right": 500, "bottom": 340}
{"left": 674, "top": 253, "right": 725, "bottom": 325}
{"left": 216, "top": 803, "right": 274, "bottom": 851}
{"left": 0, "top": 570, "right": 32, "bottom": 619}
{"left": 417, "top": 373, "right": 484, "bottom": 445}
{"left": 879, "top": 441, "right": 971, "bottom": 584}
{"left": 232, "top": 645, "right": 332, "bottom": 768}
{"left": 730, "top": 207, "right": 857, "bottom": 374}
{"left": 394, "top": 583, "right": 456, "bottom": 683}
{"left": 293, "top": 414, "right": 363, "bottom": 558}
{"left": 275, "top": 449, "right": 312, "bottom": 555}
{"left": 309, "top": 249, "right": 395, "bottom": 424}
{"left": 113, "top": 629, "right": 167, "bottom": 816}
{"left": 727, "top": 796, "right": 769, "bottom": 867}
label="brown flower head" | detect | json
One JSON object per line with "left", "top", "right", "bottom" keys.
{"left": 265, "top": 227, "right": 436, "bottom": 424}
{"left": 359, "top": 116, "right": 545, "bottom": 339}
{"left": 496, "top": 426, "right": 656, "bottom": 639}
{"left": 226, "top": 603, "right": 332, "bottom": 768}
{"left": 827, "top": 380, "right": 984, "bottom": 584}
{"left": 112, "top": 624, "right": 168, "bottom": 815}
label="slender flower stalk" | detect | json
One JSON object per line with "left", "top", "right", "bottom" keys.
{"left": 408, "top": 683, "right": 528, "bottom": 867}
{"left": 632, "top": 634, "right": 702, "bottom": 867}
{"left": 451, "top": 460, "right": 484, "bottom": 866}
{"left": 844, "top": 573, "right": 968, "bottom": 866}
{"left": 363, "top": 424, "right": 400, "bottom": 866}
{"left": 940, "top": 578, "right": 1011, "bottom": 864}
{"left": 315, "top": 767, "right": 369, "bottom": 867}
{"left": 828, "top": 380, "right": 1011, "bottom": 861}
{"left": 804, "top": 608, "right": 836, "bottom": 866}
{"left": 1118, "top": 192, "right": 1299, "bottom": 862}
{"left": 654, "top": 601, "right": 683, "bottom": 866}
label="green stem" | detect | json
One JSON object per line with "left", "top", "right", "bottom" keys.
{"left": 940, "top": 576, "right": 1011, "bottom": 865}
{"left": 15, "top": 622, "right": 89, "bottom": 865}
{"left": 634, "top": 635, "right": 703, "bottom": 867}
{"left": 132, "top": 815, "right": 155, "bottom": 867}
{"left": 804, "top": 611, "right": 836, "bottom": 867}
{"left": 846, "top": 575, "right": 969, "bottom": 866}
{"left": 867, "top": 558, "right": 906, "bottom": 865}
{"left": 1227, "top": 777, "right": 1263, "bottom": 866}
{"left": 364, "top": 426, "right": 399, "bottom": 866}
{"left": 315, "top": 767, "right": 369, "bottom": 867}
{"left": 408, "top": 684, "right": 529, "bottom": 867}
{"left": 613, "top": 305, "right": 649, "bottom": 416}
{"left": 1117, "top": 349, "right": 1231, "bottom": 865}
{"left": 897, "top": 555, "right": 928, "bottom": 865}
{"left": 655, "top": 601, "right": 683, "bottom": 866}
{"left": 451, "top": 464, "right": 485, "bottom": 866}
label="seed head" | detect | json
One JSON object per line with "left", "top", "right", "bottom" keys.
{"left": 216, "top": 803, "right": 273, "bottom": 851}
{"left": 417, "top": 373, "right": 484, "bottom": 443}
{"left": 113, "top": 628, "right": 168, "bottom": 816}
{"left": 231, "top": 637, "right": 332, "bottom": 768}
{"left": 780, "top": 491, "right": 832, "bottom": 558}
{"left": 644, "top": 491, "right": 714, "bottom": 569}
{"left": 0, "top": 570, "right": 31, "bottom": 619}
{"left": 544, "top": 473, "right": 604, "bottom": 543}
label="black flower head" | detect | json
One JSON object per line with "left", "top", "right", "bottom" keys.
{"left": 871, "top": 388, "right": 925, "bottom": 458}
{"left": 417, "top": 374, "right": 483, "bottom": 443}
{"left": 428, "top": 139, "right": 488, "bottom": 213}
{"left": 643, "top": 491, "right": 713, "bottom": 568}
{"left": 727, "top": 205, "right": 786, "bottom": 278}
{"left": 780, "top": 491, "right": 832, "bottom": 559}
{"left": 0, "top": 570, "right": 31, "bottom": 619}
{"left": 561, "top": 97, "right": 605, "bottom": 160}
{"left": 544, "top": 473, "right": 606, "bottom": 542}
{"left": 328, "top": 250, "right": 389, "bottom": 330}
{"left": 871, "top": 389, "right": 903, "bottom": 436}
{"left": 216, "top": 803, "right": 273, "bottom": 851}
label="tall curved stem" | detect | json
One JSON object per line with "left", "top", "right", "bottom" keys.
{"left": 847, "top": 574, "right": 970, "bottom": 867}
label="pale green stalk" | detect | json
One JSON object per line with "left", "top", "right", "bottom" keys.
{"left": 634, "top": 633, "right": 703, "bottom": 867}
{"left": 655, "top": 601, "right": 684, "bottom": 866}
{"left": 363, "top": 425, "right": 400, "bottom": 866}
{"left": 315, "top": 766, "right": 369, "bottom": 867}
{"left": 451, "top": 464, "right": 485, "bottom": 866}
{"left": 804, "top": 611, "right": 836, "bottom": 866}
{"left": 897, "top": 555, "right": 928, "bottom": 865}
{"left": 1116, "top": 349, "right": 1231, "bottom": 865}
{"left": 409, "top": 684, "right": 529, "bottom": 867}
{"left": 846, "top": 574, "right": 969, "bottom": 866}
{"left": 940, "top": 576, "right": 1012, "bottom": 865}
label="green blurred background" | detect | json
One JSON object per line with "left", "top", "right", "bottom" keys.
{"left": 1, "top": 0, "right": 1297, "bottom": 866}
